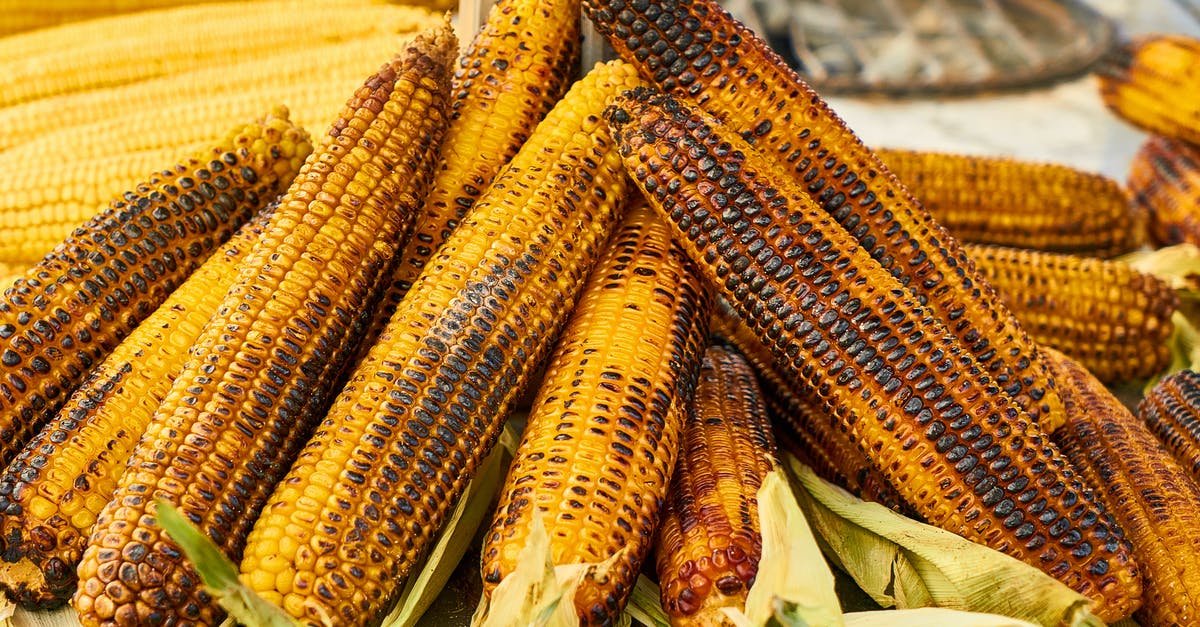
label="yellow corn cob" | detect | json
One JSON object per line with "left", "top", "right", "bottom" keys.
{"left": 1140, "top": 370, "right": 1200, "bottom": 485}
{"left": 1128, "top": 135, "right": 1200, "bottom": 248}
{"left": 1097, "top": 35, "right": 1200, "bottom": 147}
{"left": 582, "top": 0, "right": 1063, "bottom": 428}
{"left": 875, "top": 148, "right": 1140, "bottom": 258}
{"left": 0, "top": 108, "right": 310, "bottom": 475}
{"left": 655, "top": 343, "right": 777, "bottom": 624}
{"left": 0, "top": 208, "right": 272, "bottom": 608}
{"left": 72, "top": 26, "right": 456, "bottom": 626}
{"left": 359, "top": 0, "right": 581, "bottom": 351}
{"left": 966, "top": 243, "right": 1177, "bottom": 387}
{"left": 1048, "top": 348, "right": 1200, "bottom": 627}
{"left": 0, "top": 1, "right": 230, "bottom": 37}
{"left": 605, "top": 90, "right": 1142, "bottom": 621}
{"left": 0, "top": 0, "right": 438, "bottom": 109}
{"left": 238, "top": 60, "right": 642, "bottom": 627}
{"left": 480, "top": 201, "right": 712, "bottom": 623}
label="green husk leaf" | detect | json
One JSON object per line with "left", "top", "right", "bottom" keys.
{"left": 624, "top": 576, "right": 669, "bottom": 627}
{"left": 156, "top": 499, "right": 301, "bottom": 627}
{"left": 382, "top": 423, "right": 516, "bottom": 627}
{"left": 842, "top": 608, "right": 1039, "bottom": 627}
{"left": 1109, "top": 619, "right": 1141, "bottom": 627}
{"left": 782, "top": 456, "right": 1102, "bottom": 627}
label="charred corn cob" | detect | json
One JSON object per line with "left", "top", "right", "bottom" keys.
{"left": 1097, "top": 35, "right": 1200, "bottom": 147}
{"left": 360, "top": 0, "right": 581, "bottom": 353}
{"left": 966, "top": 243, "right": 1177, "bottom": 386}
{"left": 605, "top": 90, "right": 1142, "bottom": 621}
{"left": 0, "top": 108, "right": 310, "bottom": 473}
{"left": 0, "top": 0, "right": 437, "bottom": 109}
{"left": 655, "top": 343, "right": 777, "bottom": 624}
{"left": 0, "top": 209, "right": 272, "bottom": 608}
{"left": 73, "top": 27, "right": 456, "bottom": 626}
{"left": 582, "top": 0, "right": 1063, "bottom": 428}
{"left": 1140, "top": 370, "right": 1200, "bottom": 485}
{"left": 479, "top": 200, "right": 712, "bottom": 623}
{"left": 708, "top": 308, "right": 911, "bottom": 514}
{"left": 1049, "top": 348, "right": 1200, "bottom": 627}
{"left": 238, "top": 60, "right": 642, "bottom": 627}
{"left": 1128, "top": 135, "right": 1200, "bottom": 248}
{"left": 875, "top": 148, "right": 1140, "bottom": 257}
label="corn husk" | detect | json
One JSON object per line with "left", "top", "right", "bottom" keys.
{"left": 625, "top": 577, "right": 669, "bottom": 627}
{"left": 842, "top": 608, "right": 1039, "bottom": 627}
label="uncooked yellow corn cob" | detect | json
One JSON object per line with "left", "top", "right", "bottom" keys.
{"left": 605, "top": 89, "right": 1142, "bottom": 621}
{"left": 359, "top": 0, "right": 581, "bottom": 352}
{"left": 967, "top": 243, "right": 1177, "bottom": 387}
{"left": 655, "top": 342, "right": 778, "bottom": 624}
{"left": 72, "top": 26, "right": 456, "bottom": 626}
{"left": 1128, "top": 135, "right": 1200, "bottom": 248}
{"left": 875, "top": 148, "right": 1140, "bottom": 257}
{"left": 0, "top": 0, "right": 438, "bottom": 109}
{"left": 0, "top": 209, "right": 271, "bottom": 608}
{"left": 238, "top": 60, "right": 642, "bottom": 627}
{"left": 1098, "top": 34, "right": 1200, "bottom": 147}
{"left": 479, "top": 200, "right": 712, "bottom": 623}
{"left": 582, "top": 0, "right": 1063, "bottom": 428}
{"left": 1049, "top": 348, "right": 1200, "bottom": 627}
{"left": 1140, "top": 370, "right": 1200, "bottom": 485}
{"left": 0, "top": 108, "right": 311, "bottom": 474}
{"left": 0, "top": 0, "right": 228, "bottom": 37}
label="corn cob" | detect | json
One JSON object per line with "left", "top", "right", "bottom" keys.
{"left": 605, "top": 90, "right": 1142, "bottom": 621}
{"left": 1048, "top": 348, "right": 1200, "bottom": 627}
{"left": 359, "top": 0, "right": 581, "bottom": 353}
{"left": 1140, "top": 370, "right": 1200, "bottom": 485}
{"left": 0, "top": 207, "right": 272, "bottom": 608}
{"left": 1128, "top": 135, "right": 1200, "bottom": 248}
{"left": 965, "top": 243, "right": 1177, "bottom": 387}
{"left": 874, "top": 148, "right": 1140, "bottom": 258}
{"left": 708, "top": 309, "right": 912, "bottom": 514}
{"left": 238, "top": 60, "right": 642, "bottom": 627}
{"left": 479, "top": 200, "right": 712, "bottom": 623}
{"left": 0, "top": 0, "right": 438, "bottom": 109}
{"left": 0, "top": 108, "right": 310, "bottom": 475}
{"left": 582, "top": 0, "right": 1063, "bottom": 428}
{"left": 0, "top": 0, "right": 230, "bottom": 37}
{"left": 655, "top": 343, "right": 777, "bottom": 624}
{"left": 1097, "top": 35, "right": 1200, "bottom": 147}
{"left": 73, "top": 26, "right": 456, "bottom": 626}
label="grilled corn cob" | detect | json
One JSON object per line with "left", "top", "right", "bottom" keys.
{"left": 0, "top": 0, "right": 437, "bottom": 109}
{"left": 0, "top": 108, "right": 310, "bottom": 474}
{"left": 875, "top": 148, "right": 1139, "bottom": 257}
{"left": 360, "top": 0, "right": 581, "bottom": 352}
{"left": 479, "top": 201, "right": 712, "bottom": 623}
{"left": 1049, "top": 348, "right": 1200, "bottom": 627}
{"left": 1128, "top": 135, "right": 1200, "bottom": 248}
{"left": 582, "top": 0, "right": 1063, "bottom": 428}
{"left": 72, "top": 26, "right": 456, "bottom": 626}
{"left": 0, "top": 209, "right": 272, "bottom": 608}
{"left": 605, "top": 90, "right": 1142, "bottom": 621}
{"left": 238, "top": 60, "right": 642, "bottom": 627}
{"left": 1097, "top": 35, "right": 1200, "bottom": 147}
{"left": 1140, "top": 370, "right": 1200, "bottom": 485}
{"left": 966, "top": 243, "right": 1177, "bottom": 386}
{"left": 655, "top": 343, "right": 777, "bottom": 625}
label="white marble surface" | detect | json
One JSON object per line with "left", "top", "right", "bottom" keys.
{"left": 822, "top": 0, "right": 1200, "bottom": 180}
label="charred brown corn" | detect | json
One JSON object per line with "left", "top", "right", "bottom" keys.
{"left": 875, "top": 148, "right": 1140, "bottom": 257}
{"left": 606, "top": 90, "right": 1142, "bottom": 621}
{"left": 480, "top": 201, "right": 711, "bottom": 624}
{"left": 1098, "top": 35, "right": 1200, "bottom": 147}
{"left": 582, "top": 0, "right": 1063, "bottom": 427}
{"left": 966, "top": 243, "right": 1177, "bottom": 387}
{"left": 73, "top": 26, "right": 456, "bottom": 626}
{"left": 1049, "top": 348, "right": 1200, "bottom": 627}
{"left": 0, "top": 108, "right": 310, "bottom": 473}
{"left": 1128, "top": 135, "right": 1200, "bottom": 248}
{"left": 238, "top": 60, "right": 642, "bottom": 627}
{"left": 655, "top": 343, "right": 777, "bottom": 624}
{"left": 1141, "top": 370, "right": 1200, "bottom": 485}
{"left": 0, "top": 210, "right": 271, "bottom": 608}
{"left": 360, "top": 0, "right": 581, "bottom": 352}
